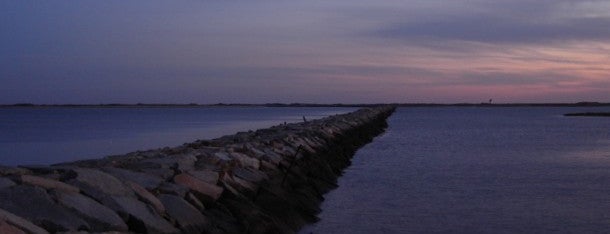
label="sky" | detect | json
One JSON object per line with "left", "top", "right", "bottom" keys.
{"left": 2, "top": 0, "right": 610, "bottom": 104}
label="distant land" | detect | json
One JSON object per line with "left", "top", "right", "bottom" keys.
{"left": 564, "top": 112, "right": 610, "bottom": 117}
{"left": 2, "top": 101, "right": 610, "bottom": 108}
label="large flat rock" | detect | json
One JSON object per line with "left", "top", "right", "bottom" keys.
{"left": 0, "top": 209, "right": 48, "bottom": 234}
{"left": 232, "top": 167, "right": 268, "bottom": 183}
{"left": 66, "top": 168, "right": 134, "bottom": 200}
{"left": 102, "top": 167, "right": 164, "bottom": 190}
{"left": 186, "top": 170, "right": 219, "bottom": 184}
{"left": 102, "top": 196, "right": 178, "bottom": 234}
{"left": 229, "top": 152, "right": 260, "bottom": 169}
{"left": 222, "top": 174, "right": 256, "bottom": 194}
{"left": 0, "top": 177, "right": 15, "bottom": 189}
{"left": 173, "top": 173, "right": 223, "bottom": 203}
{"left": 157, "top": 182, "right": 189, "bottom": 197}
{"left": 124, "top": 181, "right": 166, "bottom": 214}
{"left": 51, "top": 190, "right": 128, "bottom": 232}
{"left": 18, "top": 175, "right": 80, "bottom": 193}
{"left": 0, "top": 219, "right": 26, "bottom": 234}
{"left": 158, "top": 194, "right": 210, "bottom": 233}
{"left": 0, "top": 185, "right": 89, "bottom": 232}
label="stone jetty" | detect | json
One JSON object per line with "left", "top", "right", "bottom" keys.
{"left": 0, "top": 106, "right": 395, "bottom": 233}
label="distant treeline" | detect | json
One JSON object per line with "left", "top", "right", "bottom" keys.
{"left": 2, "top": 102, "right": 610, "bottom": 108}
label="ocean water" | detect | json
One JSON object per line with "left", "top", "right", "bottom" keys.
{"left": 0, "top": 106, "right": 354, "bottom": 166}
{"left": 302, "top": 107, "right": 610, "bottom": 234}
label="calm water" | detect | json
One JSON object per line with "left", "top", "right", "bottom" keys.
{"left": 303, "top": 107, "right": 610, "bottom": 234}
{"left": 0, "top": 107, "right": 354, "bottom": 166}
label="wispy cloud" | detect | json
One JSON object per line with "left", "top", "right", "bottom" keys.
{"left": 345, "top": 0, "right": 610, "bottom": 46}
{"left": 373, "top": 16, "right": 610, "bottom": 44}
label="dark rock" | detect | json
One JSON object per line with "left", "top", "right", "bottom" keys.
{"left": 0, "top": 185, "right": 89, "bottom": 232}
{"left": 185, "top": 192, "right": 205, "bottom": 211}
{"left": 212, "top": 152, "right": 232, "bottom": 163}
{"left": 278, "top": 145, "right": 297, "bottom": 157}
{"left": 221, "top": 175, "right": 256, "bottom": 194}
{"left": 229, "top": 152, "right": 260, "bottom": 169}
{"left": 173, "top": 155, "right": 197, "bottom": 171}
{"left": 245, "top": 145, "right": 266, "bottom": 158}
{"left": 101, "top": 167, "right": 164, "bottom": 190}
{"left": 51, "top": 190, "right": 128, "bottom": 232}
{"left": 158, "top": 182, "right": 189, "bottom": 197}
{"left": 124, "top": 181, "right": 165, "bottom": 215}
{"left": 136, "top": 154, "right": 196, "bottom": 172}
{"left": 260, "top": 160, "right": 279, "bottom": 172}
{"left": 17, "top": 175, "right": 80, "bottom": 193}
{"left": 0, "top": 219, "right": 26, "bottom": 234}
{"left": 158, "top": 194, "right": 209, "bottom": 233}
{"left": 18, "top": 165, "right": 72, "bottom": 174}
{"left": 138, "top": 168, "right": 176, "bottom": 180}
{"left": 0, "top": 177, "right": 15, "bottom": 189}
{"left": 261, "top": 150, "right": 282, "bottom": 165}
{"left": 0, "top": 208, "right": 48, "bottom": 234}
{"left": 66, "top": 168, "right": 134, "bottom": 200}
{"left": 101, "top": 196, "right": 178, "bottom": 234}
{"left": 173, "top": 173, "right": 223, "bottom": 203}
{"left": 0, "top": 166, "right": 29, "bottom": 176}
{"left": 203, "top": 205, "right": 242, "bottom": 234}
{"left": 123, "top": 161, "right": 166, "bottom": 171}
{"left": 218, "top": 180, "right": 241, "bottom": 197}
{"left": 186, "top": 170, "right": 219, "bottom": 184}
{"left": 232, "top": 167, "right": 268, "bottom": 183}
{"left": 222, "top": 197, "right": 291, "bottom": 234}
{"left": 194, "top": 156, "right": 223, "bottom": 171}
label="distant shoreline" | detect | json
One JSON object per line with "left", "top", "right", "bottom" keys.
{"left": 564, "top": 112, "right": 610, "bottom": 117}
{"left": 2, "top": 102, "right": 610, "bottom": 108}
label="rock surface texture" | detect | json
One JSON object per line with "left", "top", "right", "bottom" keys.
{"left": 0, "top": 106, "right": 395, "bottom": 233}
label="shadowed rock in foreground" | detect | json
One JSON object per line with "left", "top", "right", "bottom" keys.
{"left": 0, "top": 106, "right": 395, "bottom": 233}
{"left": 564, "top": 112, "right": 610, "bottom": 117}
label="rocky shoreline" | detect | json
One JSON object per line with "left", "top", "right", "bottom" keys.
{"left": 0, "top": 106, "right": 395, "bottom": 233}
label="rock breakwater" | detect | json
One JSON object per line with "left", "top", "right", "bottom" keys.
{"left": 0, "top": 106, "right": 395, "bottom": 233}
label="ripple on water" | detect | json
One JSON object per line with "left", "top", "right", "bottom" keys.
{"left": 303, "top": 107, "right": 610, "bottom": 234}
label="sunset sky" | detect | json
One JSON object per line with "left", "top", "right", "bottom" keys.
{"left": 2, "top": 1, "right": 610, "bottom": 104}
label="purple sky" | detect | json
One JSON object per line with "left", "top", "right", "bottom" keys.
{"left": 2, "top": 1, "right": 610, "bottom": 104}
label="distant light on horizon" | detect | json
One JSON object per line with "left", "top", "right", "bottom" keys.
{"left": 1, "top": 0, "right": 610, "bottom": 104}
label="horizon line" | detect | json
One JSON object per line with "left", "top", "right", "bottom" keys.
{"left": 2, "top": 101, "right": 610, "bottom": 107}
